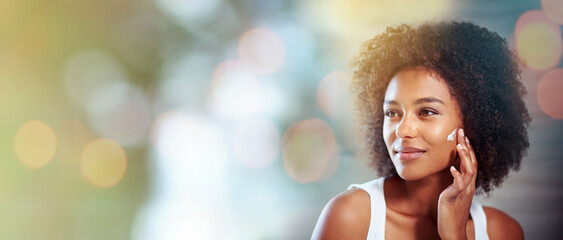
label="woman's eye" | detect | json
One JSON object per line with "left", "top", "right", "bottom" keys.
{"left": 384, "top": 110, "right": 399, "bottom": 117}
{"left": 420, "top": 109, "right": 438, "bottom": 116}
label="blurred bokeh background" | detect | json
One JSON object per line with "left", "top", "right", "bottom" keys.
{"left": 1, "top": 0, "right": 562, "bottom": 239}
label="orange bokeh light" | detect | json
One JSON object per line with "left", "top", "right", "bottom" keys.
{"left": 80, "top": 138, "right": 127, "bottom": 188}
{"left": 514, "top": 10, "right": 562, "bottom": 71}
{"left": 537, "top": 68, "right": 563, "bottom": 119}
{"left": 14, "top": 120, "right": 57, "bottom": 169}
{"left": 516, "top": 21, "right": 563, "bottom": 71}
{"left": 514, "top": 10, "right": 560, "bottom": 37}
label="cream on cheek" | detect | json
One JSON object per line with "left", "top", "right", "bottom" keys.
{"left": 447, "top": 128, "right": 457, "bottom": 142}
{"left": 425, "top": 122, "right": 458, "bottom": 160}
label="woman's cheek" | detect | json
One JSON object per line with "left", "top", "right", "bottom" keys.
{"left": 425, "top": 122, "right": 459, "bottom": 163}
{"left": 382, "top": 122, "right": 395, "bottom": 144}
{"left": 425, "top": 119, "right": 453, "bottom": 141}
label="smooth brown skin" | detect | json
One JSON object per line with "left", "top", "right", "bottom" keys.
{"left": 312, "top": 69, "right": 524, "bottom": 239}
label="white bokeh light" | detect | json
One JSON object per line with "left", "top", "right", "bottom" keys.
{"left": 256, "top": 77, "right": 298, "bottom": 123}
{"left": 134, "top": 110, "right": 233, "bottom": 240}
{"left": 210, "top": 60, "right": 263, "bottom": 121}
{"left": 233, "top": 118, "right": 280, "bottom": 169}
{"left": 86, "top": 82, "right": 152, "bottom": 147}
{"left": 238, "top": 28, "right": 286, "bottom": 75}
{"left": 155, "top": 52, "right": 215, "bottom": 111}
{"left": 150, "top": 110, "right": 228, "bottom": 184}
{"left": 155, "top": 0, "right": 223, "bottom": 25}
{"left": 317, "top": 71, "right": 353, "bottom": 119}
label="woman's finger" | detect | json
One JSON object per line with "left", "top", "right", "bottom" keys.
{"left": 458, "top": 130, "right": 476, "bottom": 175}
{"left": 456, "top": 129, "right": 466, "bottom": 172}
{"left": 449, "top": 166, "right": 464, "bottom": 193}
{"left": 456, "top": 144, "right": 473, "bottom": 190}
{"left": 465, "top": 137, "right": 478, "bottom": 182}
{"left": 465, "top": 137, "right": 477, "bottom": 165}
{"left": 457, "top": 128, "right": 465, "bottom": 149}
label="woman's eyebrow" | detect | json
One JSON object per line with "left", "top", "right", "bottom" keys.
{"left": 413, "top": 97, "right": 444, "bottom": 105}
{"left": 383, "top": 97, "right": 444, "bottom": 105}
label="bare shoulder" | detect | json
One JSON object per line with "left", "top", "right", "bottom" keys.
{"left": 311, "top": 188, "right": 371, "bottom": 240}
{"left": 483, "top": 206, "right": 524, "bottom": 240}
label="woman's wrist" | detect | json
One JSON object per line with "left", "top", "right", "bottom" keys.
{"left": 439, "top": 230, "right": 468, "bottom": 240}
{"left": 440, "top": 235, "right": 467, "bottom": 240}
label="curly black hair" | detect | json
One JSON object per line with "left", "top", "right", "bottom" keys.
{"left": 351, "top": 21, "right": 531, "bottom": 194}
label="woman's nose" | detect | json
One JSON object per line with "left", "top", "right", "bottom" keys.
{"left": 395, "top": 115, "right": 418, "bottom": 139}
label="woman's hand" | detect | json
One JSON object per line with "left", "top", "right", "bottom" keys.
{"left": 437, "top": 128, "right": 477, "bottom": 240}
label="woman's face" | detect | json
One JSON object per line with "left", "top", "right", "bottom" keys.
{"left": 383, "top": 68, "right": 463, "bottom": 180}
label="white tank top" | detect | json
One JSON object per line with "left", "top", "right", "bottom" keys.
{"left": 348, "top": 177, "right": 490, "bottom": 240}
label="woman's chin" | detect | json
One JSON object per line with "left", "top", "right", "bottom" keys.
{"left": 396, "top": 166, "right": 451, "bottom": 181}
{"left": 397, "top": 170, "right": 426, "bottom": 181}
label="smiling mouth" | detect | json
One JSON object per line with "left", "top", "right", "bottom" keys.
{"left": 395, "top": 151, "right": 426, "bottom": 160}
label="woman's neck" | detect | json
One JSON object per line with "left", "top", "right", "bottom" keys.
{"left": 385, "top": 169, "right": 454, "bottom": 223}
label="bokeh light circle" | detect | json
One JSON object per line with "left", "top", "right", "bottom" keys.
{"left": 155, "top": 0, "right": 223, "bottom": 24}
{"left": 537, "top": 68, "right": 563, "bottom": 119}
{"left": 233, "top": 118, "right": 280, "bottom": 169}
{"left": 516, "top": 22, "right": 563, "bottom": 71}
{"left": 210, "top": 60, "right": 263, "bottom": 120}
{"left": 541, "top": 0, "right": 563, "bottom": 24}
{"left": 150, "top": 110, "right": 228, "bottom": 185}
{"left": 86, "top": 83, "right": 152, "bottom": 146}
{"left": 514, "top": 10, "right": 561, "bottom": 37}
{"left": 80, "top": 138, "right": 127, "bottom": 188}
{"left": 282, "top": 118, "right": 339, "bottom": 183}
{"left": 54, "top": 119, "right": 92, "bottom": 165}
{"left": 156, "top": 52, "right": 216, "bottom": 110}
{"left": 14, "top": 120, "right": 57, "bottom": 169}
{"left": 64, "top": 50, "right": 129, "bottom": 109}
{"left": 238, "top": 28, "right": 285, "bottom": 75}
{"left": 317, "top": 71, "right": 352, "bottom": 118}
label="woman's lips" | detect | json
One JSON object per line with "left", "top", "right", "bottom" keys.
{"left": 394, "top": 146, "right": 426, "bottom": 160}
{"left": 398, "top": 151, "right": 426, "bottom": 160}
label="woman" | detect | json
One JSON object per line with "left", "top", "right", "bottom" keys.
{"left": 312, "top": 21, "right": 530, "bottom": 239}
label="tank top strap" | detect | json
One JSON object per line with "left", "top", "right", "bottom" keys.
{"left": 469, "top": 199, "right": 490, "bottom": 240}
{"left": 348, "top": 177, "right": 386, "bottom": 240}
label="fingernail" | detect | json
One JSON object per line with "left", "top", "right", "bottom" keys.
{"left": 457, "top": 144, "right": 463, "bottom": 149}
{"left": 465, "top": 136, "right": 470, "bottom": 145}
{"left": 460, "top": 128, "right": 465, "bottom": 137}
